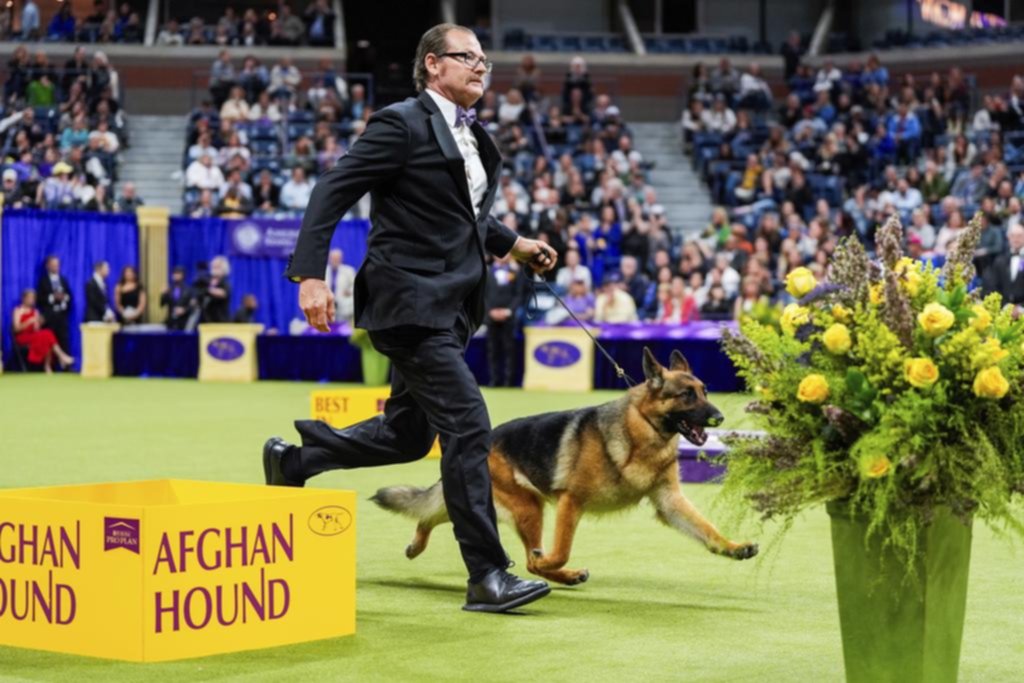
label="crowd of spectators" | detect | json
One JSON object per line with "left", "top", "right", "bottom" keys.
{"left": 678, "top": 37, "right": 1024, "bottom": 320}
{"left": 1, "top": 1, "right": 144, "bottom": 44}
{"left": 182, "top": 50, "right": 364, "bottom": 217}
{"left": 158, "top": 2, "right": 335, "bottom": 48}
{"left": 1, "top": 45, "right": 140, "bottom": 212}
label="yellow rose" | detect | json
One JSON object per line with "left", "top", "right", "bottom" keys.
{"left": 971, "top": 305, "right": 992, "bottom": 332}
{"left": 917, "top": 302, "right": 955, "bottom": 337}
{"left": 797, "top": 374, "right": 830, "bottom": 403}
{"left": 973, "top": 366, "right": 1010, "bottom": 399}
{"left": 973, "top": 337, "right": 1009, "bottom": 367}
{"left": 780, "top": 303, "right": 811, "bottom": 337}
{"left": 786, "top": 267, "right": 818, "bottom": 298}
{"left": 858, "top": 453, "right": 892, "bottom": 479}
{"left": 869, "top": 283, "right": 884, "bottom": 306}
{"left": 904, "top": 358, "right": 939, "bottom": 388}
{"left": 831, "top": 304, "right": 852, "bottom": 324}
{"left": 822, "top": 324, "right": 852, "bottom": 355}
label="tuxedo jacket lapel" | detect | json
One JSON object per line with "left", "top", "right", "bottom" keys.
{"left": 420, "top": 92, "right": 475, "bottom": 216}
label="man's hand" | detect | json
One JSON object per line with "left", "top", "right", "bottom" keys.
{"left": 510, "top": 237, "right": 558, "bottom": 274}
{"left": 299, "top": 278, "right": 336, "bottom": 332}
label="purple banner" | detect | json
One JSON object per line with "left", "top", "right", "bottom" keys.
{"left": 228, "top": 218, "right": 302, "bottom": 259}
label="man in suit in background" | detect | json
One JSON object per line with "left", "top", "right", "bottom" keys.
{"left": 325, "top": 248, "right": 356, "bottom": 323}
{"left": 84, "top": 260, "right": 114, "bottom": 323}
{"left": 984, "top": 223, "right": 1024, "bottom": 306}
{"left": 36, "top": 255, "right": 72, "bottom": 351}
{"left": 485, "top": 254, "right": 523, "bottom": 387}
{"left": 263, "top": 23, "right": 558, "bottom": 613}
{"left": 160, "top": 266, "right": 193, "bottom": 330}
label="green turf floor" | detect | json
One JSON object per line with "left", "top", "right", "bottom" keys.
{"left": 0, "top": 376, "right": 1021, "bottom": 682}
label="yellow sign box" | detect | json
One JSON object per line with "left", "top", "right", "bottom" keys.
{"left": 0, "top": 480, "right": 355, "bottom": 662}
{"left": 310, "top": 387, "right": 440, "bottom": 458}
{"left": 198, "top": 323, "right": 264, "bottom": 382}
{"left": 523, "top": 326, "right": 595, "bottom": 392}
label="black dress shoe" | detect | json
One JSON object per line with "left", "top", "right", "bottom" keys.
{"left": 263, "top": 437, "right": 304, "bottom": 487}
{"left": 463, "top": 568, "right": 551, "bottom": 613}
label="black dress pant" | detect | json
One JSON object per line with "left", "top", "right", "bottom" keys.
{"left": 44, "top": 311, "right": 70, "bottom": 355}
{"left": 289, "top": 311, "right": 509, "bottom": 581}
{"left": 486, "top": 320, "right": 516, "bottom": 387}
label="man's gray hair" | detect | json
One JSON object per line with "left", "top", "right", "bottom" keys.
{"left": 413, "top": 23, "right": 473, "bottom": 92}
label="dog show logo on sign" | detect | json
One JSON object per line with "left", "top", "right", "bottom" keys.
{"left": 0, "top": 480, "right": 356, "bottom": 662}
{"left": 206, "top": 337, "right": 245, "bottom": 362}
{"left": 308, "top": 506, "right": 352, "bottom": 536}
{"left": 534, "top": 341, "right": 582, "bottom": 367}
{"left": 104, "top": 518, "right": 140, "bottom": 554}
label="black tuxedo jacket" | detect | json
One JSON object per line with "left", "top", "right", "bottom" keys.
{"left": 984, "top": 253, "right": 1024, "bottom": 305}
{"left": 84, "top": 278, "right": 108, "bottom": 322}
{"left": 36, "top": 273, "right": 71, "bottom": 317}
{"left": 285, "top": 91, "right": 519, "bottom": 331}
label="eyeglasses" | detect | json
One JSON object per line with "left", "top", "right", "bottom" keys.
{"left": 438, "top": 52, "right": 493, "bottom": 73}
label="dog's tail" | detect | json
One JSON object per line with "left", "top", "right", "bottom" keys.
{"left": 371, "top": 481, "right": 449, "bottom": 559}
{"left": 370, "top": 480, "right": 447, "bottom": 522}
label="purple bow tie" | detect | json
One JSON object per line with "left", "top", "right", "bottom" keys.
{"left": 455, "top": 106, "right": 476, "bottom": 128}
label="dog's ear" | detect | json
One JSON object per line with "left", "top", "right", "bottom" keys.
{"left": 642, "top": 347, "right": 664, "bottom": 389}
{"left": 669, "top": 349, "right": 692, "bottom": 374}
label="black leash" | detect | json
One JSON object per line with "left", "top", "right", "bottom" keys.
{"left": 525, "top": 274, "right": 640, "bottom": 388}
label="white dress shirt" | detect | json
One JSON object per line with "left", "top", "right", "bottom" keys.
{"left": 425, "top": 88, "right": 488, "bottom": 217}
{"left": 1011, "top": 253, "right": 1022, "bottom": 282}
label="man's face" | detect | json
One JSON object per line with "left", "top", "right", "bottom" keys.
{"left": 1010, "top": 229, "right": 1024, "bottom": 253}
{"left": 48, "top": 258, "right": 60, "bottom": 274}
{"left": 328, "top": 250, "right": 342, "bottom": 267}
{"left": 429, "top": 29, "right": 487, "bottom": 107}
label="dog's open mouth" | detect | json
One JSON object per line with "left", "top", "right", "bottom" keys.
{"left": 677, "top": 418, "right": 708, "bottom": 446}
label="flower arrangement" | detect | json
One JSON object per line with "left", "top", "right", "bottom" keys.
{"left": 721, "top": 213, "right": 1024, "bottom": 568}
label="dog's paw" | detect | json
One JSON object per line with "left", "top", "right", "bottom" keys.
{"left": 405, "top": 543, "right": 423, "bottom": 560}
{"left": 568, "top": 569, "right": 590, "bottom": 585}
{"left": 730, "top": 543, "right": 758, "bottom": 560}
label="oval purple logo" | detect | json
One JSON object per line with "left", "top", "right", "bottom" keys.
{"left": 309, "top": 506, "right": 353, "bottom": 536}
{"left": 207, "top": 337, "right": 245, "bottom": 361}
{"left": 534, "top": 341, "right": 581, "bottom": 368}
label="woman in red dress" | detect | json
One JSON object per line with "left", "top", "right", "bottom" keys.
{"left": 12, "top": 289, "right": 75, "bottom": 373}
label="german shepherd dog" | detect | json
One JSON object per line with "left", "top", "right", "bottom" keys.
{"left": 372, "top": 348, "right": 758, "bottom": 585}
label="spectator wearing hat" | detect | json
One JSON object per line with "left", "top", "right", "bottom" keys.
{"left": 37, "top": 162, "right": 76, "bottom": 209}
{"left": 594, "top": 273, "right": 638, "bottom": 323}
{"left": 1, "top": 168, "right": 29, "bottom": 208}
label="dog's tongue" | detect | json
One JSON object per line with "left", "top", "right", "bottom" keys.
{"left": 679, "top": 421, "right": 708, "bottom": 446}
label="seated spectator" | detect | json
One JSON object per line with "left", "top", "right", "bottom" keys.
{"left": 887, "top": 103, "right": 922, "bottom": 163}
{"left": 13, "top": 289, "right": 74, "bottom": 372}
{"left": 346, "top": 83, "right": 369, "bottom": 121}
{"left": 710, "top": 58, "right": 740, "bottom": 101}
{"left": 594, "top": 274, "right": 638, "bottom": 323}
{"left": 269, "top": 56, "right": 302, "bottom": 98}
{"left": 934, "top": 209, "right": 966, "bottom": 255}
{"left": 252, "top": 169, "right": 280, "bottom": 212}
{"left": 681, "top": 99, "right": 709, "bottom": 146}
{"left": 188, "top": 131, "right": 218, "bottom": 163}
{"left": 113, "top": 182, "right": 143, "bottom": 212}
{"left": 734, "top": 154, "right": 763, "bottom": 204}
{"left": 659, "top": 276, "right": 699, "bottom": 324}
{"left": 238, "top": 56, "right": 270, "bottom": 102}
{"left": 248, "top": 90, "right": 283, "bottom": 123}
{"left": 217, "top": 185, "right": 253, "bottom": 218}
{"left": 1, "top": 168, "right": 30, "bottom": 208}
{"left": 738, "top": 62, "right": 772, "bottom": 110}
{"left": 270, "top": 4, "right": 305, "bottom": 46}
{"left": 186, "top": 153, "right": 225, "bottom": 192}
{"left": 190, "top": 189, "right": 216, "bottom": 217}
{"left": 318, "top": 135, "right": 345, "bottom": 172}
{"left": 47, "top": 3, "right": 75, "bottom": 41}
{"left": 157, "top": 19, "right": 184, "bottom": 46}
{"left": 814, "top": 59, "right": 842, "bottom": 94}
{"left": 561, "top": 278, "right": 595, "bottom": 323}
{"left": 305, "top": 0, "right": 335, "bottom": 47}
{"left": 555, "top": 246, "right": 592, "bottom": 292}
{"left": 279, "top": 166, "right": 313, "bottom": 211}
{"left": 37, "top": 162, "right": 76, "bottom": 209}
{"left": 209, "top": 49, "right": 236, "bottom": 106}
{"left": 704, "top": 95, "right": 736, "bottom": 135}
{"left": 217, "top": 131, "right": 250, "bottom": 168}
{"left": 220, "top": 86, "right": 251, "bottom": 124}
{"left": 59, "top": 114, "right": 90, "bottom": 152}
{"left": 610, "top": 135, "right": 642, "bottom": 177}
{"left": 702, "top": 283, "right": 732, "bottom": 318}
{"left": 114, "top": 265, "right": 146, "bottom": 326}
